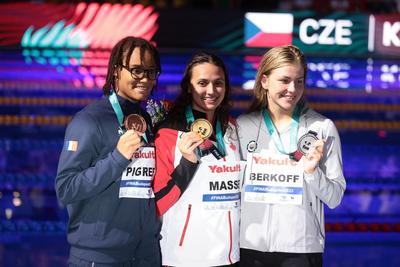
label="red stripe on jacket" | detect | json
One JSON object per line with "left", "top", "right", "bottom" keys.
{"left": 153, "top": 128, "right": 183, "bottom": 216}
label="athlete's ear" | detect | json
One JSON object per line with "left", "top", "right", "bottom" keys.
{"left": 114, "top": 65, "right": 121, "bottom": 79}
{"left": 261, "top": 74, "right": 269, "bottom": 90}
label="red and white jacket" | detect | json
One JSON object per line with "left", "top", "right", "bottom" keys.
{"left": 153, "top": 114, "right": 244, "bottom": 267}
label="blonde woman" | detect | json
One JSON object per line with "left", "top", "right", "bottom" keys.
{"left": 237, "top": 45, "right": 346, "bottom": 267}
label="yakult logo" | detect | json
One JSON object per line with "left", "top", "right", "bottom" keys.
{"left": 133, "top": 150, "right": 155, "bottom": 159}
{"left": 209, "top": 164, "right": 241, "bottom": 173}
{"left": 252, "top": 156, "right": 297, "bottom": 166}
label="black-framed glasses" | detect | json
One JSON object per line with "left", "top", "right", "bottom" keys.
{"left": 120, "top": 65, "right": 160, "bottom": 80}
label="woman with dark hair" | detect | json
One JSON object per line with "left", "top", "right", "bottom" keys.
{"left": 153, "top": 52, "right": 244, "bottom": 266}
{"left": 56, "top": 36, "right": 161, "bottom": 266}
{"left": 237, "top": 45, "right": 346, "bottom": 267}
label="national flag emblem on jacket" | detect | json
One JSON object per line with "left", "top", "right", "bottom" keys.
{"left": 65, "top": 140, "right": 78, "bottom": 152}
{"left": 244, "top": 13, "right": 294, "bottom": 48}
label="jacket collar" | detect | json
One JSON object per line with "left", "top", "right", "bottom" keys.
{"left": 116, "top": 94, "right": 141, "bottom": 115}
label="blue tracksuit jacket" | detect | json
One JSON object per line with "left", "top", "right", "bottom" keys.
{"left": 56, "top": 95, "right": 160, "bottom": 265}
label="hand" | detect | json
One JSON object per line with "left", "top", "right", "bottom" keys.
{"left": 117, "top": 130, "right": 144, "bottom": 160}
{"left": 303, "top": 139, "right": 325, "bottom": 174}
{"left": 178, "top": 132, "right": 203, "bottom": 163}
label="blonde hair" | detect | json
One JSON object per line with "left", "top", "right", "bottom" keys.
{"left": 248, "top": 45, "right": 307, "bottom": 112}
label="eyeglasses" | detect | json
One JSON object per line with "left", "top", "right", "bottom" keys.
{"left": 120, "top": 65, "right": 160, "bottom": 80}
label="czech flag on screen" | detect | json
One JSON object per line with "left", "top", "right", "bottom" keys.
{"left": 244, "top": 13, "right": 294, "bottom": 48}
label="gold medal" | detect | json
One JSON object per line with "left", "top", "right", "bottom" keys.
{"left": 190, "top": 119, "right": 213, "bottom": 139}
{"left": 124, "top": 114, "right": 147, "bottom": 133}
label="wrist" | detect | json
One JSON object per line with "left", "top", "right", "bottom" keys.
{"left": 304, "top": 167, "right": 317, "bottom": 174}
{"left": 183, "top": 154, "right": 198, "bottom": 163}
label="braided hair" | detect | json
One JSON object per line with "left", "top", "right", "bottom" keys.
{"left": 102, "top": 36, "right": 161, "bottom": 96}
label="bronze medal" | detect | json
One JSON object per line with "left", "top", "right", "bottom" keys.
{"left": 190, "top": 119, "right": 213, "bottom": 139}
{"left": 124, "top": 114, "right": 147, "bottom": 133}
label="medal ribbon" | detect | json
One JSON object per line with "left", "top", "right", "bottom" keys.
{"left": 109, "top": 91, "right": 148, "bottom": 143}
{"left": 185, "top": 105, "right": 226, "bottom": 157}
{"left": 261, "top": 104, "right": 301, "bottom": 155}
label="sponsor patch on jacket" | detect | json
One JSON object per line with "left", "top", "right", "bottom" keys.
{"left": 64, "top": 140, "right": 78, "bottom": 152}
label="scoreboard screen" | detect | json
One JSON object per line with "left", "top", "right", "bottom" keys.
{"left": 243, "top": 56, "right": 400, "bottom": 91}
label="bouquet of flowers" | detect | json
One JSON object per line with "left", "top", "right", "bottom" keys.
{"left": 146, "top": 99, "right": 171, "bottom": 127}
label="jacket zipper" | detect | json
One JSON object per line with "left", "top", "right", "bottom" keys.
{"left": 227, "top": 210, "right": 233, "bottom": 264}
{"left": 179, "top": 204, "right": 192, "bottom": 246}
